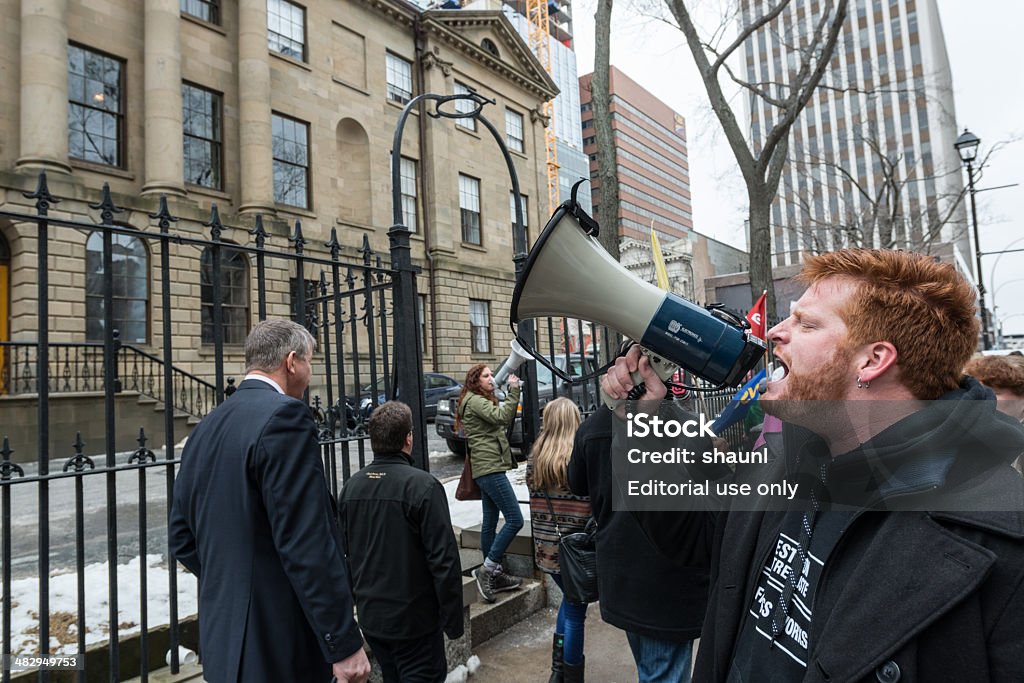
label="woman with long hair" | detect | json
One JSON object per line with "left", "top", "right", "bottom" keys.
{"left": 528, "top": 397, "right": 590, "bottom": 683}
{"left": 457, "top": 363, "right": 524, "bottom": 603}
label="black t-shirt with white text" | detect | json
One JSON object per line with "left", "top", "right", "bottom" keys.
{"left": 726, "top": 510, "right": 854, "bottom": 683}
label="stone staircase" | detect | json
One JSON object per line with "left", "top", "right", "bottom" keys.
{"left": 124, "top": 522, "right": 546, "bottom": 683}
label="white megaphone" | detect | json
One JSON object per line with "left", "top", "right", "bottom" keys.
{"left": 493, "top": 339, "right": 531, "bottom": 387}
{"left": 510, "top": 190, "right": 765, "bottom": 407}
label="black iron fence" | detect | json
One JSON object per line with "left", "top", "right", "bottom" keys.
{"left": 0, "top": 173, "right": 418, "bottom": 682}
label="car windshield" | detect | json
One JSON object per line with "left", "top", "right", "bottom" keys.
{"left": 535, "top": 356, "right": 590, "bottom": 386}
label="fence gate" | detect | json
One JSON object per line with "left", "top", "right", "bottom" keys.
{"left": 0, "top": 173, "right": 421, "bottom": 682}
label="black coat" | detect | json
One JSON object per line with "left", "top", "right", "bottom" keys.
{"left": 568, "top": 406, "right": 713, "bottom": 642}
{"left": 169, "top": 379, "right": 364, "bottom": 683}
{"left": 639, "top": 380, "right": 1024, "bottom": 682}
{"left": 338, "top": 452, "right": 464, "bottom": 641}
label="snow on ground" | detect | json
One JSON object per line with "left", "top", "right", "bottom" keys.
{"left": 2, "top": 555, "right": 197, "bottom": 656}
{"left": 3, "top": 459, "right": 531, "bottom": 657}
{"left": 443, "top": 466, "right": 531, "bottom": 530}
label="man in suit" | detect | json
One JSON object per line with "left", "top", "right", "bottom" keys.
{"left": 170, "top": 318, "right": 370, "bottom": 682}
{"left": 338, "top": 401, "right": 464, "bottom": 683}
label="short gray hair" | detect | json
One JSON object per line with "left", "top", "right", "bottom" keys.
{"left": 244, "top": 318, "right": 316, "bottom": 373}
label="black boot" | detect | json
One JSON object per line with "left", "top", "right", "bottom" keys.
{"left": 548, "top": 633, "right": 564, "bottom": 683}
{"left": 563, "top": 655, "right": 585, "bottom": 683}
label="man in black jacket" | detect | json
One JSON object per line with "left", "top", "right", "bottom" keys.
{"left": 169, "top": 318, "right": 370, "bottom": 682}
{"left": 569, "top": 403, "right": 712, "bottom": 682}
{"left": 603, "top": 249, "right": 1024, "bottom": 682}
{"left": 339, "top": 401, "right": 464, "bottom": 683}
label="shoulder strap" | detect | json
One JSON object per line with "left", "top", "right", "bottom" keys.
{"left": 540, "top": 488, "right": 564, "bottom": 538}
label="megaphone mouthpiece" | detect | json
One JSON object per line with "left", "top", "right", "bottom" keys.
{"left": 493, "top": 339, "right": 531, "bottom": 387}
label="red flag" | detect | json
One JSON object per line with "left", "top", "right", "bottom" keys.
{"left": 746, "top": 291, "right": 767, "bottom": 339}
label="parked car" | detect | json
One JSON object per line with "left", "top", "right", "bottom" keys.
{"left": 435, "top": 354, "right": 600, "bottom": 457}
{"left": 358, "top": 372, "right": 462, "bottom": 420}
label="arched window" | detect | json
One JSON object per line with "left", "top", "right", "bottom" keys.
{"left": 481, "top": 38, "right": 500, "bottom": 58}
{"left": 85, "top": 231, "right": 149, "bottom": 343}
{"left": 200, "top": 245, "right": 250, "bottom": 344}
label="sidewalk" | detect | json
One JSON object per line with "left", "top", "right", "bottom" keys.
{"left": 471, "top": 604, "right": 637, "bottom": 682}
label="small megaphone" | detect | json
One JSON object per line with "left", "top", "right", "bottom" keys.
{"left": 493, "top": 339, "right": 531, "bottom": 387}
{"left": 511, "top": 190, "right": 765, "bottom": 406}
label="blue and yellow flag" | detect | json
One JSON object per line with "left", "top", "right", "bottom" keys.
{"left": 710, "top": 369, "right": 766, "bottom": 435}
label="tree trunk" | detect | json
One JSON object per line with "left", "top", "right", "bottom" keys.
{"left": 591, "top": 0, "right": 620, "bottom": 260}
{"left": 748, "top": 185, "right": 776, "bottom": 319}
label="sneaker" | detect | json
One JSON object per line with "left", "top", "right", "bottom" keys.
{"left": 490, "top": 565, "right": 523, "bottom": 593}
{"left": 474, "top": 566, "right": 496, "bottom": 603}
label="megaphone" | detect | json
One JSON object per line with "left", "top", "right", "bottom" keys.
{"left": 493, "top": 339, "right": 531, "bottom": 387}
{"left": 511, "top": 198, "right": 766, "bottom": 402}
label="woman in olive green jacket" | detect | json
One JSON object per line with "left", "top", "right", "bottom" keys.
{"left": 456, "top": 363, "right": 524, "bottom": 602}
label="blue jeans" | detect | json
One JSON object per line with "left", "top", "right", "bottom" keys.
{"left": 552, "top": 574, "right": 587, "bottom": 666}
{"left": 476, "top": 472, "right": 524, "bottom": 564}
{"left": 625, "top": 632, "right": 693, "bottom": 683}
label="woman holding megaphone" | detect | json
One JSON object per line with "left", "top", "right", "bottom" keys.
{"left": 456, "top": 363, "right": 524, "bottom": 603}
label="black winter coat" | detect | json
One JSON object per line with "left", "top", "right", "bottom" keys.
{"left": 338, "top": 452, "right": 464, "bottom": 641}
{"left": 568, "top": 406, "right": 714, "bottom": 642}
{"left": 639, "top": 379, "right": 1024, "bottom": 682}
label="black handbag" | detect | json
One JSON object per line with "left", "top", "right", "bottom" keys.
{"left": 542, "top": 490, "right": 599, "bottom": 604}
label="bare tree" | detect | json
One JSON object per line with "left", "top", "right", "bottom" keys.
{"left": 661, "top": 0, "right": 848, "bottom": 312}
{"left": 590, "top": 0, "right": 621, "bottom": 259}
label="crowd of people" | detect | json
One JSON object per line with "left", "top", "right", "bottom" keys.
{"left": 168, "top": 246, "right": 1024, "bottom": 683}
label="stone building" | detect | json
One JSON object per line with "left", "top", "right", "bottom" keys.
{"left": 0, "top": 0, "right": 557, "bottom": 397}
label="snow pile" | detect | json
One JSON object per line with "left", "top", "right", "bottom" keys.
{"left": 445, "top": 654, "right": 482, "bottom": 681}
{"left": 443, "top": 467, "right": 531, "bottom": 529}
{"left": 2, "top": 555, "right": 198, "bottom": 656}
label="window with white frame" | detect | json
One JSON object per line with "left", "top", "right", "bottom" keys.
{"left": 267, "top": 0, "right": 305, "bottom": 61}
{"left": 505, "top": 108, "right": 524, "bottom": 152}
{"left": 469, "top": 299, "right": 490, "bottom": 354}
{"left": 459, "top": 174, "right": 481, "bottom": 245}
{"left": 454, "top": 82, "right": 476, "bottom": 131}
{"left": 400, "top": 156, "right": 418, "bottom": 231}
{"left": 509, "top": 191, "right": 528, "bottom": 242}
{"left": 386, "top": 53, "right": 413, "bottom": 104}
{"left": 418, "top": 294, "right": 428, "bottom": 354}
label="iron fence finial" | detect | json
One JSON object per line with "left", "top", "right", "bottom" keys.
{"left": 250, "top": 214, "right": 268, "bottom": 249}
{"left": 326, "top": 228, "right": 341, "bottom": 260}
{"left": 90, "top": 183, "right": 125, "bottom": 226}
{"left": 150, "top": 195, "right": 179, "bottom": 233}
{"left": 205, "top": 204, "right": 223, "bottom": 241}
{"left": 23, "top": 172, "right": 60, "bottom": 215}
{"left": 360, "top": 234, "right": 373, "bottom": 265}
{"left": 290, "top": 219, "right": 306, "bottom": 255}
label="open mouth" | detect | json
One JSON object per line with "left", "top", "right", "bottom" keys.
{"left": 768, "top": 359, "right": 789, "bottom": 383}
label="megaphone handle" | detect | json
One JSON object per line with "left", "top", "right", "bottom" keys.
{"left": 600, "top": 348, "right": 679, "bottom": 410}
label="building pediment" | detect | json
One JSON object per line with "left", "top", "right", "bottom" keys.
{"left": 421, "top": 10, "right": 559, "bottom": 100}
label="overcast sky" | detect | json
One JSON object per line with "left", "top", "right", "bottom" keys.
{"left": 569, "top": 0, "right": 1024, "bottom": 337}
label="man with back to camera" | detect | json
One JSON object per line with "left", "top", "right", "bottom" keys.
{"left": 603, "top": 249, "right": 1024, "bottom": 682}
{"left": 338, "top": 401, "right": 464, "bottom": 682}
{"left": 169, "top": 318, "right": 370, "bottom": 683}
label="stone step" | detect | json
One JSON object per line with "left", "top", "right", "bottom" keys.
{"left": 460, "top": 520, "right": 534, "bottom": 557}
{"left": 468, "top": 577, "right": 545, "bottom": 649}
{"left": 123, "top": 662, "right": 204, "bottom": 683}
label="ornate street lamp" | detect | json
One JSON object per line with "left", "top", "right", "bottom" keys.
{"left": 955, "top": 128, "right": 990, "bottom": 349}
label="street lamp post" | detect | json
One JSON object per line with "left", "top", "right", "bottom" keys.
{"left": 955, "top": 128, "right": 990, "bottom": 350}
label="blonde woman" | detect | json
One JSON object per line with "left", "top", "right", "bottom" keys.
{"left": 528, "top": 398, "right": 591, "bottom": 683}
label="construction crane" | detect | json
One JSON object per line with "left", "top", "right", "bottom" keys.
{"left": 525, "top": 0, "right": 560, "bottom": 213}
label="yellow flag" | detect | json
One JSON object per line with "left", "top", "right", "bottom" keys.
{"left": 650, "top": 223, "right": 670, "bottom": 291}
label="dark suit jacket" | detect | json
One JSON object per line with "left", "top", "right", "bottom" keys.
{"left": 169, "top": 379, "right": 364, "bottom": 682}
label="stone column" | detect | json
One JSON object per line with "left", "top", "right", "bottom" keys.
{"left": 142, "top": 0, "right": 186, "bottom": 196}
{"left": 16, "top": 0, "right": 72, "bottom": 174}
{"left": 238, "top": 0, "right": 276, "bottom": 214}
